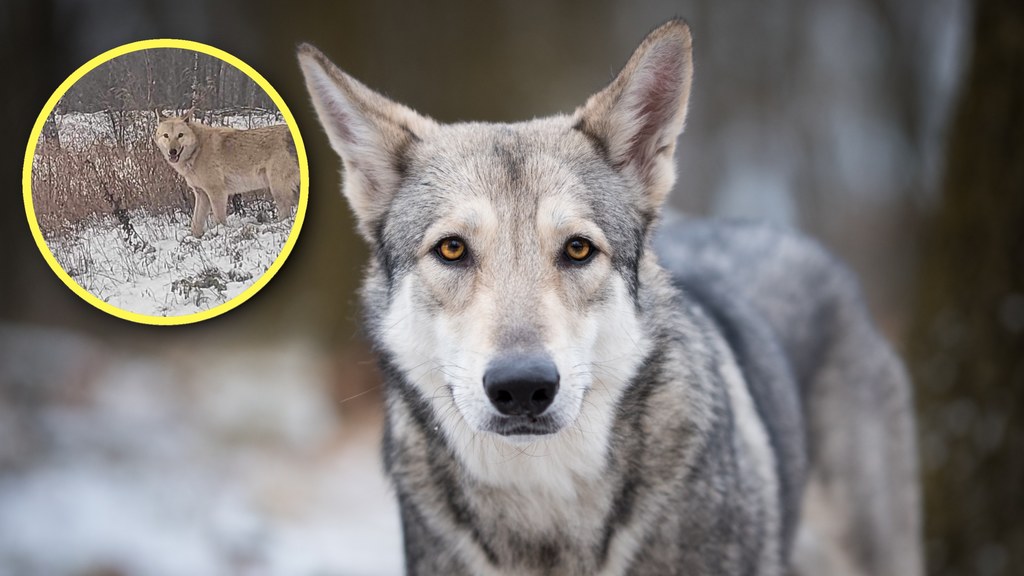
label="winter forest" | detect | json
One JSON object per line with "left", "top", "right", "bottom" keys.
{"left": 31, "top": 49, "right": 294, "bottom": 317}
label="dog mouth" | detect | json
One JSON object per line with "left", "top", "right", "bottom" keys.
{"left": 168, "top": 150, "right": 181, "bottom": 163}
{"left": 482, "top": 414, "right": 562, "bottom": 437}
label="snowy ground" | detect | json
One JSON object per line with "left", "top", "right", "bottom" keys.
{"left": 44, "top": 209, "right": 294, "bottom": 317}
{"left": 0, "top": 325, "right": 403, "bottom": 576}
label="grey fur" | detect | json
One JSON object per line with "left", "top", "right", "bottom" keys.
{"left": 299, "top": 18, "right": 922, "bottom": 576}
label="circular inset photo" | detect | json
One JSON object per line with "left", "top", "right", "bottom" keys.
{"left": 24, "top": 39, "right": 308, "bottom": 325}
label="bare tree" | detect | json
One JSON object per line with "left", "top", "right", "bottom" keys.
{"left": 910, "top": 1, "right": 1024, "bottom": 574}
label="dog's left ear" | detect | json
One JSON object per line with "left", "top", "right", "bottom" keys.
{"left": 576, "top": 19, "right": 693, "bottom": 212}
{"left": 297, "top": 43, "right": 437, "bottom": 241}
{"left": 182, "top": 108, "right": 195, "bottom": 123}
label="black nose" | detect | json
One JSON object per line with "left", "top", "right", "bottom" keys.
{"left": 170, "top": 148, "right": 178, "bottom": 155}
{"left": 483, "top": 354, "right": 559, "bottom": 417}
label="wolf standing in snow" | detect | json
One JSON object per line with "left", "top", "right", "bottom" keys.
{"left": 153, "top": 109, "right": 299, "bottom": 237}
{"left": 299, "top": 19, "right": 922, "bottom": 576}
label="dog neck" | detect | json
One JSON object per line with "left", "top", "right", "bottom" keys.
{"left": 179, "top": 137, "right": 200, "bottom": 169}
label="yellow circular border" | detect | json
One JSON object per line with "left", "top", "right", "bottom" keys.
{"left": 23, "top": 39, "right": 309, "bottom": 326}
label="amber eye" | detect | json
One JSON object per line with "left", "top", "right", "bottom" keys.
{"left": 436, "top": 237, "right": 467, "bottom": 262}
{"left": 163, "top": 133, "right": 168, "bottom": 138}
{"left": 177, "top": 132, "right": 184, "bottom": 138}
{"left": 564, "top": 237, "right": 594, "bottom": 262}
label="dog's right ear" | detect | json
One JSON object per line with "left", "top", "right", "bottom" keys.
{"left": 298, "top": 43, "right": 436, "bottom": 241}
{"left": 576, "top": 19, "right": 694, "bottom": 216}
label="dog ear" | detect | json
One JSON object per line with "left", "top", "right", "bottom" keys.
{"left": 576, "top": 19, "right": 693, "bottom": 212}
{"left": 298, "top": 43, "right": 436, "bottom": 241}
{"left": 182, "top": 108, "right": 195, "bottom": 123}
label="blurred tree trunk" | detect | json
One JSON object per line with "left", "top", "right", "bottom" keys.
{"left": 0, "top": 0, "right": 88, "bottom": 327}
{"left": 910, "top": 0, "right": 1024, "bottom": 574}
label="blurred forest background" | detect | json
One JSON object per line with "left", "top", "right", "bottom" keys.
{"left": 1, "top": 0, "right": 1021, "bottom": 575}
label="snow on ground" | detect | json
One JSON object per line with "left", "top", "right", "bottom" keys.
{"left": 44, "top": 209, "right": 294, "bottom": 317}
{"left": 220, "top": 112, "right": 287, "bottom": 130}
{"left": 0, "top": 325, "right": 403, "bottom": 576}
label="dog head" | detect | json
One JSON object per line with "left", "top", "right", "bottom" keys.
{"left": 300, "top": 21, "right": 692, "bottom": 444}
{"left": 153, "top": 109, "right": 198, "bottom": 165}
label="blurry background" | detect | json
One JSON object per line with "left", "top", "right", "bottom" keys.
{"left": 1, "top": 0, "right": 1021, "bottom": 575}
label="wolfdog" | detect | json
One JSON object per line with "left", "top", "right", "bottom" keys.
{"left": 153, "top": 109, "right": 299, "bottom": 237}
{"left": 299, "top": 19, "right": 922, "bottom": 576}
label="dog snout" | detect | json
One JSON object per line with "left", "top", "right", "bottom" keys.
{"left": 169, "top": 148, "right": 178, "bottom": 155}
{"left": 483, "top": 354, "right": 559, "bottom": 417}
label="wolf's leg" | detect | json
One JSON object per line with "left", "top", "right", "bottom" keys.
{"left": 267, "top": 163, "right": 298, "bottom": 220}
{"left": 792, "top": 305, "right": 922, "bottom": 576}
{"left": 191, "top": 187, "right": 211, "bottom": 237}
{"left": 210, "top": 189, "right": 229, "bottom": 226}
{"left": 268, "top": 180, "right": 295, "bottom": 220}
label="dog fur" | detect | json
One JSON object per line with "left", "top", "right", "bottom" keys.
{"left": 298, "top": 19, "right": 923, "bottom": 576}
